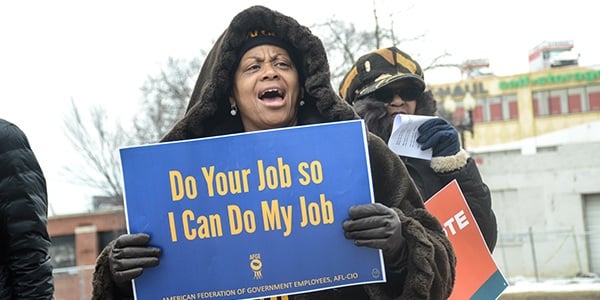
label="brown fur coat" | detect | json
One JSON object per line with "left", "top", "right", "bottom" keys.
{"left": 92, "top": 5, "right": 455, "bottom": 299}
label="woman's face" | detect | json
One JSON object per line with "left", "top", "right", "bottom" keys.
{"left": 378, "top": 82, "right": 418, "bottom": 117}
{"left": 231, "top": 44, "right": 300, "bottom": 132}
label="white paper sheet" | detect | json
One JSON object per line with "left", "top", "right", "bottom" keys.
{"left": 387, "top": 114, "right": 436, "bottom": 160}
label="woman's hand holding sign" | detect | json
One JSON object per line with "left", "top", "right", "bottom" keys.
{"left": 108, "top": 233, "right": 162, "bottom": 295}
{"left": 342, "top": 203, "right": 407, "bottom": 266}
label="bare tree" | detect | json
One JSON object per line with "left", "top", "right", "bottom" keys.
{"left": 63, "top": 56, "right": 202, "bottom": 210}
{"left": 132, "top": 56, "right": 202, "bottom": 144}
{"left": 313, "top": 3, "right": 457, "bottom": 90}
{"left": 63, "top": 99, "right": 129, "bottom": 207}
{"left": 312, "top": 19, "right": 384, "bottom": 87}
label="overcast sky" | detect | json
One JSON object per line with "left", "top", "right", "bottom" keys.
{"left": 2, "top": 0, "right": 598, "bottom": 215}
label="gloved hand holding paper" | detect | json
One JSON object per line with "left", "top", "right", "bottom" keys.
{"left": 387, "top": 114, "right": 436, "bottom": 160}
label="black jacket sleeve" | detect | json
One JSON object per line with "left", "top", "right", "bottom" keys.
{"left": 438, "top": 157, "right": 497, "bottom": 251}
{"left": 0, "top": 119, "right": 54, "bottom": 299}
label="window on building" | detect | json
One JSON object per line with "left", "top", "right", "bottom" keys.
{"left": 502, "top": 94, "right": 518, "bottom": 120}
{"left": 473, "top": 102, "right": 484, "bottom": 123}
{"left": 549, "top": 89, "right": 568, "bottom": 115}
{"left": 568, "top": 94, "right": 582, "bottom": 113}
{"left": 534, "top": 87, "right": 594, "bottom": 116}
{"left": 508, "top": 101, "right": 519, "bottom": 119}
{"left": 533, "top": 91, "right": 549, "bottom": 116}
{"left": 488, "top": 97, "right": 503, "bottom": 121}
{"left": 567, "top": 86, "right": 585, "bottom": 113}
{"left": 49, "top": 235, "right": 76, "bottom": 268}
{"left": 548, "top": 95, "right": 561, "bottom": 115}
{"left": 99, "top": 230, "right": 127, "bottom": 254}
{"left": 588, "top": 85, "right": 600, "bottom": 111}
{"left": 542, "top": 51, "right": 550, "bottom": 59}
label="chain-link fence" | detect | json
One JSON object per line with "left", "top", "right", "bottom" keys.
{"left": 494, "top": 227, "right": 599, "bottom": 281}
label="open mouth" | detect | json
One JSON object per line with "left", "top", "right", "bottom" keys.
{"left": 259, "top": 88, "right": 284, "bottom": 101}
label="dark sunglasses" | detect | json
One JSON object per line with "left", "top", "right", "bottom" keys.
{"left": 371, "top": 88, "right": 421, "bottom": 103}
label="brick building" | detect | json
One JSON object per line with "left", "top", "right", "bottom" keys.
{"left": 49, "top": 210, "right": 126, "bottom": 300}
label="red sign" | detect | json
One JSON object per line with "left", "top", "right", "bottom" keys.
{"left": 425, "top": 180, "right": 507, "bottom": 299}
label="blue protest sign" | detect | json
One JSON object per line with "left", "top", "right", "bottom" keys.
{"left": 120, "top": 120, "right": 385, "bottom": 299}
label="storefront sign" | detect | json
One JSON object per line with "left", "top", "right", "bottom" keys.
{"left": 433, "top": 81, "right": 489, "bottom": 99}
{"left": 499, "top": 69, "right": 600, "bottom": 90}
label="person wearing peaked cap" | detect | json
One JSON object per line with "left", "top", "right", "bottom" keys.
{"left": 340, "top": 47, "right": 498, "bottom": 252}
{"left": 91, "top": 7, "right": 455, "bottom": 300}
{"left": 340, "top": 47, "right": 426, "bottom": 105}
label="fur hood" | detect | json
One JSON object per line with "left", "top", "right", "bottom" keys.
{"left": 414, "top": 90, "right": 438, "bottom": 117}
{"left": 161, "top": 5, "right": 358, "bottom": 142}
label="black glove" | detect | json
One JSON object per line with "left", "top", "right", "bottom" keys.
{"left": 109, "top": 233, "right": 162, "bottom": 290}
{"left": 342, "top": 203, "right": 406, "bottom": 263}
{"left": 417, "top": 118, "right": 460, "bottom": 157}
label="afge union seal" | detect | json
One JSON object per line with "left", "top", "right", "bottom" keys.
{"left": 250, "top": 253, "right": 263, "bottom": 279}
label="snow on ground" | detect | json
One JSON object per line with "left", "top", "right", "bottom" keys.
{"left": 503, "top": 276, "right": 600, "bottom": 294}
